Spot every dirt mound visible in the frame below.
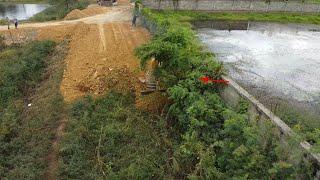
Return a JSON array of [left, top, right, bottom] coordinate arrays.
[[77, 65, 139, 95], [136, 92, 169, 113], [64, 9, 87, 20], [82, 6, 108, 16], [59, 23, 150, 102], [37, 24, 79, 42], [64, 6, 108, 20]]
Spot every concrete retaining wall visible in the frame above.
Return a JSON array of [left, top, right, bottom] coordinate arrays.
[[142, 0, 320, 13]]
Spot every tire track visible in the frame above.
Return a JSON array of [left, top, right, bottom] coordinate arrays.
[[98, 23, 107, 53]]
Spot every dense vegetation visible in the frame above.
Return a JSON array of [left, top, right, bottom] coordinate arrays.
[[30, 0, 89, 21], [0, 39, 67, 178], [58, 92, 313, 179], [136, 8, 315, 178], [146, 9, 320, 147]]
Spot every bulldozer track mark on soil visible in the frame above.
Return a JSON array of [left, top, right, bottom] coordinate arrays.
[[98, 23, 107, 52], [117, 23, 130, 53], [111, 23, 120, 43]]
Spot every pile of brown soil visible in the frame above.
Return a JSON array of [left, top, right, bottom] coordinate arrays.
[[64, 6, 108, 20], [77, 65, 139, 95]]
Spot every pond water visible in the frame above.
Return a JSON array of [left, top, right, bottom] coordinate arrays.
[[197, 22, 320, 104], [0, 3, 49, 20]]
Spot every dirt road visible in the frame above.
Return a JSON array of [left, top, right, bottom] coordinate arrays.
[[0, 4, 132, 30]]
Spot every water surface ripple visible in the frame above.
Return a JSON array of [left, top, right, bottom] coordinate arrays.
[[198, 23, 320, 103]]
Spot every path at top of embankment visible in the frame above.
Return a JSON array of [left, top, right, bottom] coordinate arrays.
[[143, 0, 320, 13], [0, 2, 131, 30]]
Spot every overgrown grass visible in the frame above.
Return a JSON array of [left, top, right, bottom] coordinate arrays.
[[0, 39, 68, 178], [30, 0, 89, 22], [58, 92, 171, 179]]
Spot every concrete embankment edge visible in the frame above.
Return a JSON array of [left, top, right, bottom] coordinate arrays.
[[142, 0, 320, 13]]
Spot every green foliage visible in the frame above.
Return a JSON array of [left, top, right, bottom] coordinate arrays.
[[135, 8, 314, 178], [237, 98, 250, 114], [59, 92, 171, 179], [136, 10, 224, 88], [0, 40, 55, 108], [0, 40, 67, 178], [30, 0, 89, 21]]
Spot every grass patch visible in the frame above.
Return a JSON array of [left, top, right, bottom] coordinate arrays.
[[0, 39, 68, 178], [58, 92, 171, 179]]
